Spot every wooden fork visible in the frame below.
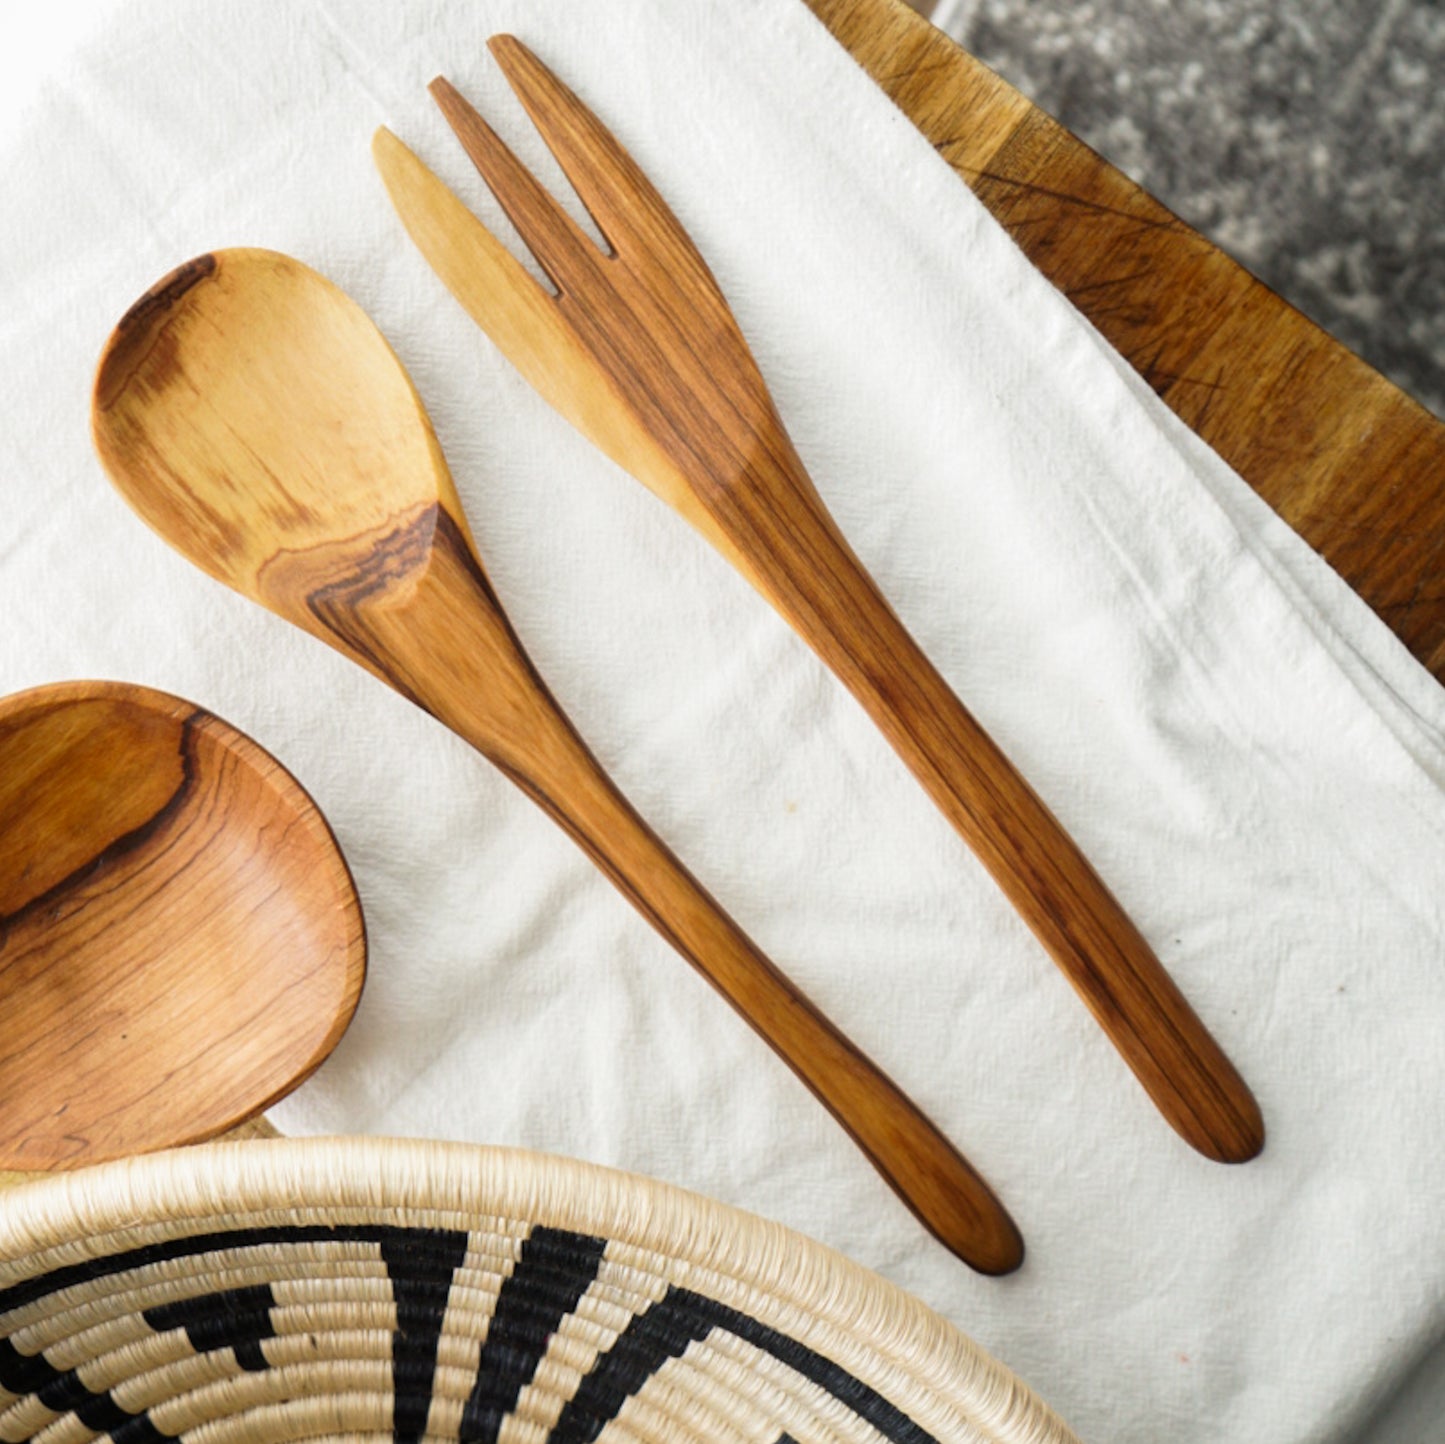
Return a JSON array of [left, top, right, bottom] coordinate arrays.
[[372, 35, 1263, 1165]]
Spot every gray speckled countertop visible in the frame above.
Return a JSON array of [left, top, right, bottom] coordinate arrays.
[[930, 0, 1445, 421]]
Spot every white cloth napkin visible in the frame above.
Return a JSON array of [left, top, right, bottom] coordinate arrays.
[[4, 2, 1444, 1439]]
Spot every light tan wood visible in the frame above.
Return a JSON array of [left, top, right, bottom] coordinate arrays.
[[374, 36, 1264, 1164], [807, 0, 1445, 681], [90, 248, 1023, 1274], [0, 679, 364, 1170]]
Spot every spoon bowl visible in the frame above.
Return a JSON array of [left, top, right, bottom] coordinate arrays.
[[0, 679, 365, 1169], [94, 251, 459, 637]]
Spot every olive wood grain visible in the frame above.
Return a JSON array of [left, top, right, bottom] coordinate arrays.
[[91, 248, 1023, 1275], [0, 680, 365, 1169], [808, 0, 1445, 681], [373, 36, 1263, 1163]]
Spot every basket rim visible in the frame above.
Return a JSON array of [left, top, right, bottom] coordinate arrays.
[[0, 1136, 1077, 1444]]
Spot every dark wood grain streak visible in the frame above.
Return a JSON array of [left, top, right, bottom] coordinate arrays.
[[0, 681, 365, 1169], [94, 253, 217, 411], [92, 248, 1024, 1275], [805, 0, 1445, 680], [376, 37, 1262, 1165], [0, 709, 198, 938]]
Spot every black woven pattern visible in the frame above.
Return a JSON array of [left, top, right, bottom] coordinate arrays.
[[461, 1226, 608, 1442], [381, 1229, 471, 1444], [553, 1284, 936, 1444], [0, 1223, 935, 1444], [144, 1283, 278, 1371]]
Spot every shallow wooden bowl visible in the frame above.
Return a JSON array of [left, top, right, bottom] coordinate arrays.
[[0, 680, 365, 1169]]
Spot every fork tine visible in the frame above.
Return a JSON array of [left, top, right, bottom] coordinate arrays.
[[428, 76, 607, 298], [372, 127, 585, 406], [484, 34, 705, 276]]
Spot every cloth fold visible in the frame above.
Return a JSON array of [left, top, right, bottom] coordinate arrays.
[[2, 2, 1442, 1440]]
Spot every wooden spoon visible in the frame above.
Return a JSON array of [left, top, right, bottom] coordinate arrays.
[[0, 679, 365, 1169], [90, 247, 1024, 1274]]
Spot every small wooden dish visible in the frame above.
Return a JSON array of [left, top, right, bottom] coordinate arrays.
[[0, 680, 366, 1169]]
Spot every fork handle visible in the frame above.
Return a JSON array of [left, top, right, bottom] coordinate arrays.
[[719, 471, 1264, 1164]]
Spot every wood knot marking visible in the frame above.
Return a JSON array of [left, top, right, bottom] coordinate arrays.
[[304, 503, 440, 621]]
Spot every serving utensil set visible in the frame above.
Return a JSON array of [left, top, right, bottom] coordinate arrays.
[[29, 34, 1260, 1273]]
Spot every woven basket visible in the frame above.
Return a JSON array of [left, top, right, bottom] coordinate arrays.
[[0, 1138, 1075, 1444]]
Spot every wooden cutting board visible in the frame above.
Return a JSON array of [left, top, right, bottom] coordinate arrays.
[[808, 0, 1445, 684]]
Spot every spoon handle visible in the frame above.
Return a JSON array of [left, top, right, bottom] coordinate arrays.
[[714, 456, 1264, 1165], [513, 703, 1023, 1274], [347, 505, 1023, 1274]]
